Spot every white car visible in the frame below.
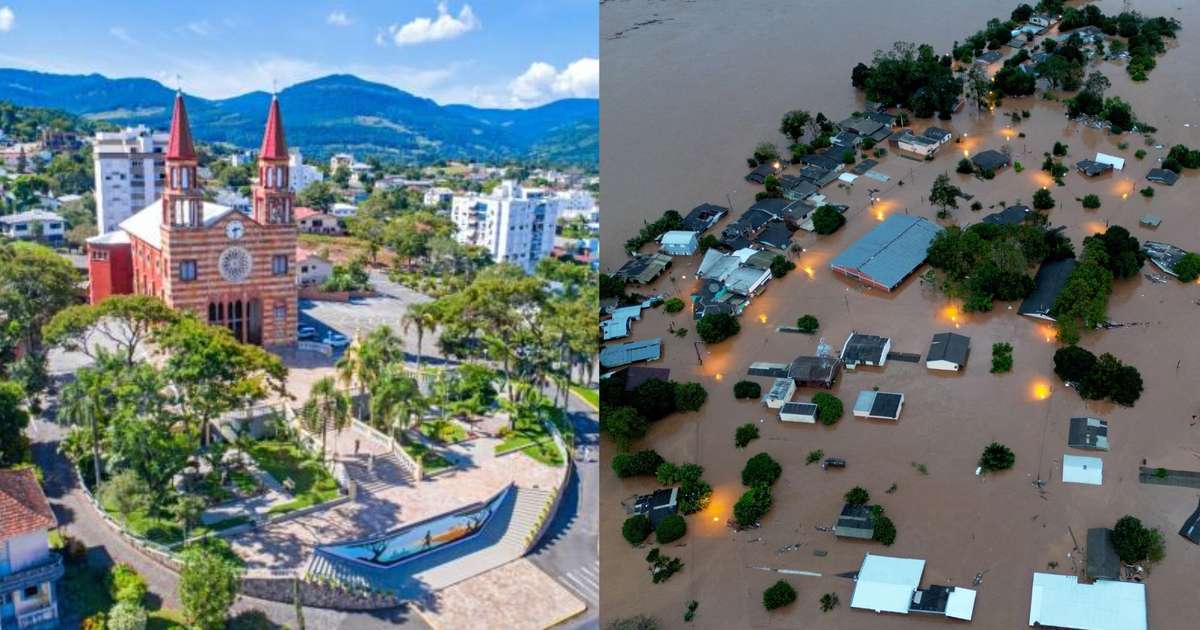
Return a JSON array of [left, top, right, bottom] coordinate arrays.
[[323, 332, 349, 348]]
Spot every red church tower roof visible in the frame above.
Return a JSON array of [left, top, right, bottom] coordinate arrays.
[[165, 92, 197, 161], [259, 96, 289, 161]]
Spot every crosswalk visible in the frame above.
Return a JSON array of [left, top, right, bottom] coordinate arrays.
[[557, 559, 599, 606]]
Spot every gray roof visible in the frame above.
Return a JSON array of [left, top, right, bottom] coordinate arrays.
[[1018, 258, 1078, 319], [1142, 241, 1186, 277], [829, 215, 942, 289], [854, 391, 904, 419], [1146, 168, 1180, 186], [682, 203, 729, 232], [755, 221, 793, 250], [834, 504, 875, 539], [1181, 498, 1200, 544], [781, 402, 818, 416], [1086, 528, 1121, 581], [842, 333, 889, 364], [1068, 417, 1109, 451], [922, 127, 951, 141], [927, 332, 970, 366], [600, 338, 662, 368], [0, 209, 64, 225], [614, 254, 672, 284], [1076, 159, 1113, 177], [982, 205, 1032, 226], [787, 355, 842, 386], [971, 150, 1010, 171]]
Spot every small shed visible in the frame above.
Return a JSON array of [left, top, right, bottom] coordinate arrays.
[[659, 230, 700, 256], [1179, 497, 1200, 544], [779, 401, 817, 423], [1062, 454, 1103, 485], [834, 503, 875, 539], [854, 391, 905, 420], [764, 378, 797, 409], [1068, 417, 1109, 451], [1146, 168, 1179, 186], [1086, 528, 1121, 581], [1139, 213, 1163, 229], [840, 333, 892, 368], [633, 487, 678, 528], [926, 332, 970, 371]]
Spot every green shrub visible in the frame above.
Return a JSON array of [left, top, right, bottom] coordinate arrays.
[[1112, 515, 1165, 564], [697, 313, 740, 343], [673, 382, 708, 412], [806, 449, 823, 465], [979, 442, 1015, 472], [623, 515, 651, 545], [655, 462, 680, 485], [956, 158, 974, 174], [1140, 186, 1155, 198], [820, 593, 840, 612], [741, 453, 782, 486], [1033, 188, 1055, 210], [762, 580, 797, 610], [1175, 252, 1200, 282], [1135, 149, 1147, 160], [734, 484, 773, 526], [843, 486, 870, 506], [109, 563, 147, 605], [733, 381, 762, 400], [655, 514, 687, 544], [770, 255, 796, 278], [663, 298, 685, 313], [1081, 194, 1101, 209], [811, 392, 843, 425], [796, 314, 819, 333], [107, 600, 148, 630], [812, 205, 846, 235], [1052, 141, 1068, 156], [872, 514, 897, 545], [735, 423, 759, 449], [991, 342, 1013, 373], [612, 450, 665, 478]]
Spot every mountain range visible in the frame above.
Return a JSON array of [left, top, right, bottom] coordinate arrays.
[[0, 69, 598, 166]]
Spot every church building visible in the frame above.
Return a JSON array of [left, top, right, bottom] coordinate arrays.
[[87, 92, 299, 346]]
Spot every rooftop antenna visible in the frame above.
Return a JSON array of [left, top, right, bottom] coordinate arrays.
[[272, 77, 278, 97], [175, 73, 182, 95]]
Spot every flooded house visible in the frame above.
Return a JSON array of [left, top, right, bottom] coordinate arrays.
[[600, 338, 662, 369], [764, 378, 797, 409], [1068, 417, 1110, 451], [614, 253, 672, 284], [926, 332, 970, 371], [840, 332, 891, 368], [970, 149, 1011, 172], [778, 401, 817, 423], [1145, 168, 1179, 186], [1142, 241, 1187, 277], [853, 391, 905, 420], [1062, 454, 1103, 486], [849, 554, 976, 620], [1076, 159, 1114, 177], [659, 230, 700, 256], [681, 202, 729, 233], [1028, 573, 1145, 630], [747, 355, 842, 389], [981, 204, 1034, 226], [834, 504, 876, 539], [829, 215, 942, 291], [1180, 498, 1200, 544], [1018, 258, 1078, 320]]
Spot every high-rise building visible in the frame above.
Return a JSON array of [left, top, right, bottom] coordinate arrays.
[[450, 181, 559, 272], [92, 125, 169, 234], [288, 148, 323, 193], [87, 93, 298, 346]]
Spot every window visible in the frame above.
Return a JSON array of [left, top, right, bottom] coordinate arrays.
[[274, 304, 286, 321], [23, 585, 38, 598], [272, 254, 288, 275], [179, 260, 197, 281]]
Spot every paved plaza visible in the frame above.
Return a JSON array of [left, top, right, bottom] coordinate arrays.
[[414, 559, 586, 630]]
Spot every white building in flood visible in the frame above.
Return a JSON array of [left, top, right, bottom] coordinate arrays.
[[92, 125, 169, 234], [450, 180, 560, 272]]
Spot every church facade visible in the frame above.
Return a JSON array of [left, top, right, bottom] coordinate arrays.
[[87, 93, 299, 346]]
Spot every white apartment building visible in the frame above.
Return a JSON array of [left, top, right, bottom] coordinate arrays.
[[555, 188, 598, 221], [288, 149, 323, 193], [92, 125, 168, 234], [423, 186, 454, 207], [0, 210, 66, 244], [450, 180, 560, 273]]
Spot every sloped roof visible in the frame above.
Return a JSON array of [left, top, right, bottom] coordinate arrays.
[[1180, 497, 1200, 544], [1086, 528, 1120, 580], [600, 338, 662, 369], [927, 332, 970, 366], [982, 204, 1032, 226], [259, 96, 289, 161], [0, 468, 56, 540], [850, 554, 926, 614], [119, 199, 241, 250], [1029, 573, 1146, 630], [841, 333, 889, 364], [971, 149, 1010, 171], [1018, 258, 1078, 319], [829, 216, 942, 289], [165, 93, 197, 161], [1068, 417, 1109, 450]]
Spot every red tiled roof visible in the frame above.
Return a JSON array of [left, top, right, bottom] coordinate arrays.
[[294, 206, 320, 220], [259, 96, 289, 161], [165, 93, 197, 161], [0, 468, 56, 540]]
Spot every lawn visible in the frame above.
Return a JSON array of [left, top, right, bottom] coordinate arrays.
[[495, 416, 565, 467], [418, 419, 469, 444], [60, 560, 187, 629], [570, 385, 599, 409], [400, 441, 454, 473], [247, 439, 340, 515], [98, 494, 185, 545]]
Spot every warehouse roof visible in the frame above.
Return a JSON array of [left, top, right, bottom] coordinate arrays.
[[1029, 573, 1146, 630], [829, 216, 942, 290], [850, 554, 926, 614]]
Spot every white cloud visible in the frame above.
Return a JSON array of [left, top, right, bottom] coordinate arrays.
[[186, 20, 210, 36], [389, 2, 479, 46], [374, 30, 387, 46], [327, 11, 351, 27], [508, 57, 598, 107], [109, 26, 137, 45], [0, 6, 15, 32]]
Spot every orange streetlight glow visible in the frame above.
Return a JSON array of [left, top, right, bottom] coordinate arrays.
[[1033, 382, 1051, 400], [715, 373, 723, 381], [1040, 324, 1056, 343], [759, 314, 768, 324], [804, 265, 815, 278], [963, 149, 970, 158], [876, 210, 885, 221]]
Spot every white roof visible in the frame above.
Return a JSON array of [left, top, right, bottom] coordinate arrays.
[[1062, 454, 1103, 485], [850, 554, 926, 614], [697, 250, 740, 281], [0, 209, 63, 224], [118, 200, 239, 250], [838, 172, 860, 183], [945, 587, 977, 621], [86, 230, 131, 245], [601, 305, 643, 341], [1094, 153, 1125, 171], [660, 230, 698, 246], [1029, 573, 1146, 630]]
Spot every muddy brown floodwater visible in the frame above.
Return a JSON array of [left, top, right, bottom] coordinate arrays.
[[600, 1, 1200, 628]]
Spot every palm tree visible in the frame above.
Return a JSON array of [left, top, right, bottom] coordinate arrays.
[[58, 353, 121, 490], [371, 367, 423, 444], [401, 303, 438, 374], [300, 376, 352, 461]]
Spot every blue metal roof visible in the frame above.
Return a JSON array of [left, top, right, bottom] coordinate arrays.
[[829, 216, 943, 289]]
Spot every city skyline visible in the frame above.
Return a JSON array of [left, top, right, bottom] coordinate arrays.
[[0, 0, 598, 108]]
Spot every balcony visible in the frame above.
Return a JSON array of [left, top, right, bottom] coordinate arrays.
[[16, 605, 57, 629], [0, 554, 64, 596]]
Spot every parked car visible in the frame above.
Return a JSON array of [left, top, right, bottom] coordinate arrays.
[[821, 458, 846, 470], [297, 325, 317, 340], [323, 332, 349, 348]]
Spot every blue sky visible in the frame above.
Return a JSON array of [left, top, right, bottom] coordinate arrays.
[[0, 1, 597, 108]]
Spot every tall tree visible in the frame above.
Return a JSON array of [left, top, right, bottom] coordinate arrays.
[[0, 242, 80, 370], [371, 367, 423, 444], [178, 546, 239, 630], [401, 302, 439, 373], [300, 376, 352, 461], [930, 173, 963, 216], [44, 295, 179, 365], [0, 381, 30, 467]]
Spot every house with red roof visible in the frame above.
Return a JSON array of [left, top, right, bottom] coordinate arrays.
[[0, 468, 62, 629]]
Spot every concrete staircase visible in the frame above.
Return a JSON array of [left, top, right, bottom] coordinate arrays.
[[303, 486, 555, 599], [341, 451, 413, 495]]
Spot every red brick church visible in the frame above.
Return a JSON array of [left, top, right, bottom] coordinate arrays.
[[87, 93, 298, 346]]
